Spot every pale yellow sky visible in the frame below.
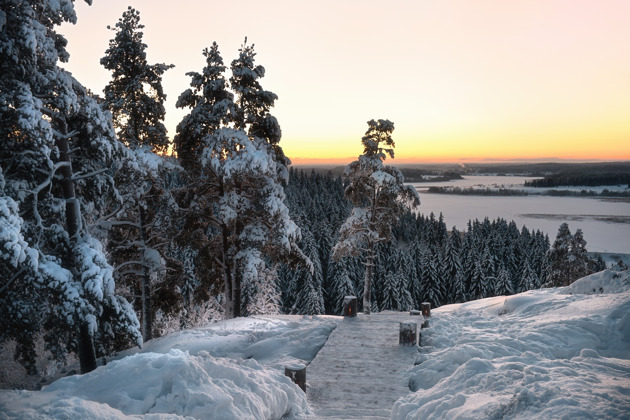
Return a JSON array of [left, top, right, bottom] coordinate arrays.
[[61, 0, 630, 164]]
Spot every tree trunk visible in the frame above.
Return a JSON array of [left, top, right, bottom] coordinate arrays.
[[363, 245, 374, 315], [221, 223, 235, 319], [233, 268, 242, 318], [56, 118, 97, 374], [138, 205, 152, 341]]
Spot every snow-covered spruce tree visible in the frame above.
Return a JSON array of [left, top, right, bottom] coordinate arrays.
[[290, 227, 324, 315], [332, 119, 420, 314], [548, 222, 574, 287], [100, 6, 173, 154], [441, 226, 463, 304], [327, 256, 357, 315], [242, 265, 281, 316], [420, 247, 444, 307], [0, 0, 141, 375], [518, 257, 539, 291], [588, 253, 607, 274], [569, 228, 589, 281], [381, 249, 412, 311], [494, 264, 514, 296], [175, 41, 308, 318], [548, 225, 598, 288]]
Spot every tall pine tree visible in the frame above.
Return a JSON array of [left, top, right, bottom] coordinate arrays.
[[101, 7, 173, 153], [333, 119, 419, 313]]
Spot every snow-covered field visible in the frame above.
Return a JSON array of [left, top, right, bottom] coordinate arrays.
[[1, 269, 629, 419]]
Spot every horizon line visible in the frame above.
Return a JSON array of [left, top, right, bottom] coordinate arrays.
[[290, 157, 630, 167]]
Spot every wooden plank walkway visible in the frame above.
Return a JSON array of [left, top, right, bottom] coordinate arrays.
[[306, 313, 420, 419]]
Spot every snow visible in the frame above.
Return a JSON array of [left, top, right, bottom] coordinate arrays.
[[394, 269, 630, 419], [0, 316, 337, 419], [0, 196, 35, 270], [1, 271, 628, 419]]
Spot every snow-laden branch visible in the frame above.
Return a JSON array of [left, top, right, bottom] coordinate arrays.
[[97, 220, 141, 230], [117, 270, 144, 277], [72, 168, 109, 181], [0, 267, 26, 295], [114, 260, 149, 271]]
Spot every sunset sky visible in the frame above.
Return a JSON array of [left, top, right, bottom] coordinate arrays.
[[61, 0, 630, 165]]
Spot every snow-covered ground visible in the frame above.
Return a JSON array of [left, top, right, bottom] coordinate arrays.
[[394, 268, 630, 419], [1, 269, 629, 419], [0, 316, 338, 419]]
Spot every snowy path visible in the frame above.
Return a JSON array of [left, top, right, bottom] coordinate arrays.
[[306, 313, 420, 419]]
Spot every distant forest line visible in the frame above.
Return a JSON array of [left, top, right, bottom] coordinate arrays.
[[426, 186, 630, 198], [298, 161, 630, 187]]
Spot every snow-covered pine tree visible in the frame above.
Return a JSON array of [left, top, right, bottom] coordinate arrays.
[[381, 249, 413, 311], [536, 230, 552, 285], [505, 221, 521, 280], [176, 41, 307, 318], [332, 119, 419, 314], [0, 178, 42, 375], [381, 272, 400, 311], [99, 8, 176, 341], [461, 222, 478, 294], [174, 42, 235, 172], [0, 0, 141, 374], [100, 6, 173, 154], [229, 38, 288, 169]]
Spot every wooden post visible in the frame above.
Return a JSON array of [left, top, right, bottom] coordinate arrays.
[[343, 296, 358, 317], [399, 322, 417, 346], [421, 319, 429, 329], [285, 363, 306, 392], [421, 302, 431, 317]]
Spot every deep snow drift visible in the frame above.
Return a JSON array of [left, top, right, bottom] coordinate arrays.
[[1, 269, 629, 419], [393, 268, 630, 419], [0, 316, 338, 419]]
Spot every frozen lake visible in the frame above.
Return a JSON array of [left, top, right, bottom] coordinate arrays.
[[411, 176, 630, 254]]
